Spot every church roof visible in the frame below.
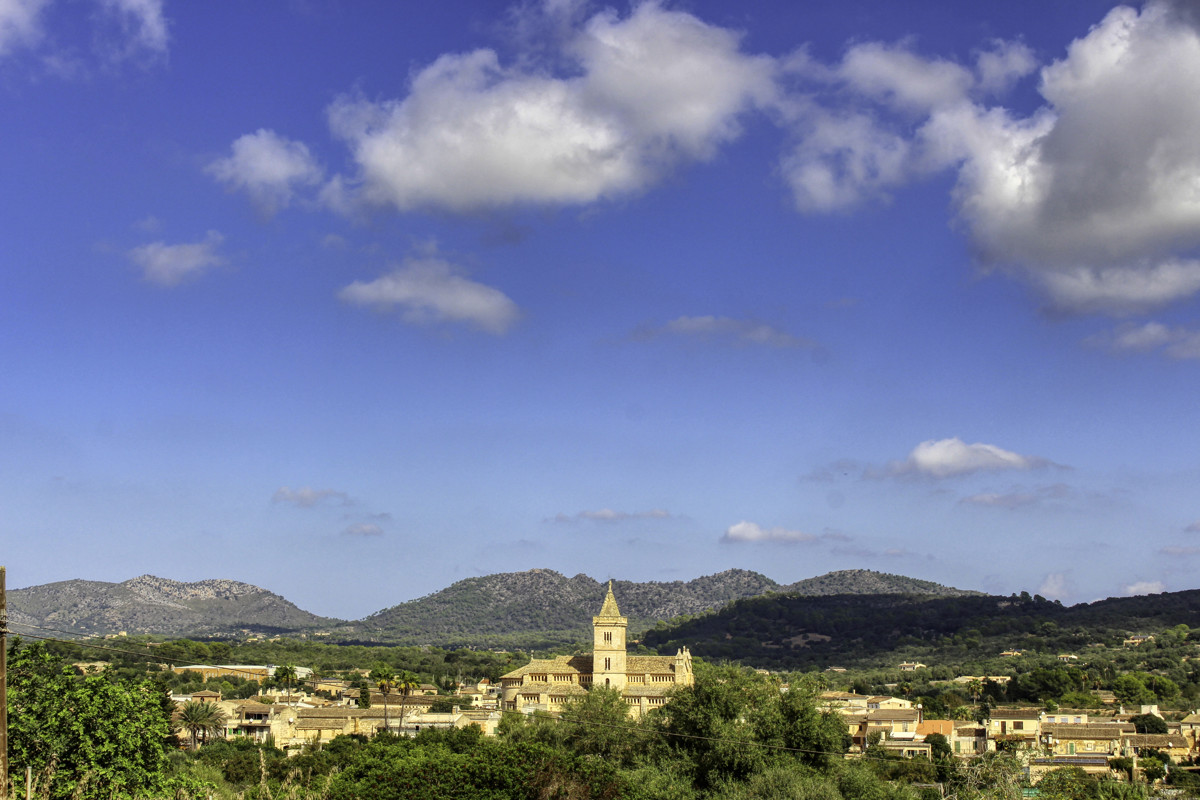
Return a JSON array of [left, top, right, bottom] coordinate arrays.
[[594, 580, 625, 622], [627, 656, 678, 673]]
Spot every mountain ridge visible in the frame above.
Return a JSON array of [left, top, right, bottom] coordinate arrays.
[[9, 567, 980, 644]]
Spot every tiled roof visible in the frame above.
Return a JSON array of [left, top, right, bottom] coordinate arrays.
[[501, 655, 592, 679], [627, 656, 676, 673], [989, 707, 1042, 720], [1125, 734, 1187, 748], [295, 718, 348, 730], [1042, 723, 1132, 740]]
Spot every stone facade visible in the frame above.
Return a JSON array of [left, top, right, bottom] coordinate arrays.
[[499, 581, 693, 719]]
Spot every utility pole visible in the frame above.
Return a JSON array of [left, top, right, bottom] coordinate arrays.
[[1, 565, 8, 800]]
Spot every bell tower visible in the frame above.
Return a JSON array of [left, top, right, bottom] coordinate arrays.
[[592, 580, 627, 691]]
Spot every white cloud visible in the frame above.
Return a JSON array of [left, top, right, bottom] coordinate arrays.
[[207, 129, 323, 216], [838, 41, 974, 112], [0, 0, 49, 57], [1037, 571, 1073, 600], [889, 437, 1053, 478], [781, 107, 913, 211], [551, 508, 672, 523], [722, 520, 816, 543], [343, 523, 383, 537], [974, 40, 1037, 95], [949, 2, 1200, 314], [1162, 545, 1200, 556], [339, 257, 520, 335], [777, 3, 1200, 314], [272, 487, 350, 508], [127, 231, 224, 286], [1123, 580, 1165, 595], [1089, 321, 1200, 359], [1, 0, 167, 63], [1186, 521, 1200, 533], [324, 2, 773, 212], [638, 315, 813, 348], [99, 0, 167, 56]]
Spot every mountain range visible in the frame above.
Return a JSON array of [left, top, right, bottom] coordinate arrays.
[[8, 568, 978, 645]]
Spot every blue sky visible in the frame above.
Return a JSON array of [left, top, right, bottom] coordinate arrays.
[[5, 0, 1200, 620]]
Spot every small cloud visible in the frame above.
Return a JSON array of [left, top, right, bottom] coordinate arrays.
[[1122, 580, 1165, 596], [884, 437, 1057, 479], [207, 129, 323, 217], [1161, 545, 1200, 556], [1087, 321, 1200, 359], [960, 483, 1070, 509], [127, 231, 224, 286], [342, 523, 383, 537], [132, 215, 161, 233], [339, 257, 520, 335], [1186, 521, 1200, 533], [636, 315, 815, 349], [1037, 571, 1073, 601], [722, 520, 816, 543], [882, 548, 913, 558], [272, 487, 350, 508], [549, 508, 672, 523], [321, 234, 347, 249]]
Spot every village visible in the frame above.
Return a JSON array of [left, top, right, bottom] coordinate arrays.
[[156, 586, 1200, 788]]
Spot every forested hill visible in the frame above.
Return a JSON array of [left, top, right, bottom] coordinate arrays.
[[354, 568, 780, 647], [780, 569, 984, 597], [642, 588, 1200, 671], [8, 575, 342, 637]]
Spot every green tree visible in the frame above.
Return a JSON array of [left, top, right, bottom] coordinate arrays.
[[6, 639, 173, 799], [176, 699, 228, 751], [394, 669, 420, 729], [1129, 713, 1167, 734], [370, 664, 396, 732], [274, 664, 298, 705], [559, 686, 635, 764]]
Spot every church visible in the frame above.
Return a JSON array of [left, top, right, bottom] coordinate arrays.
[[499, 581, 694, 718]]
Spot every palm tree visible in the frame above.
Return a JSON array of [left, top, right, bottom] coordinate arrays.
[[394, 670, 420, 733], [370, 664, 396, 733], [274, 664, 298, 706], [967, 679, 983, 706], [177, 700, 227, 751]]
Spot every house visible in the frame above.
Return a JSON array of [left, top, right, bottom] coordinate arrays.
[[499, 582, 694, 719], [228, 701, 273, 743], [986, 708, 1042, 748], [1123, 635, 1155, 647], [1056, 654, 1079, 663], [898, 662, 927, 672], [1179, 712, 1200, 751], [999, 650, 1024, 657], [951, 722, 988, 757], [1123, 734, 1190, 762], [1040, 723, 1133, 756]]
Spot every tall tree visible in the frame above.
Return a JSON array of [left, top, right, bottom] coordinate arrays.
[[274, 664, 298, 706], [370, 664, 396, 733], [394, 670, 420, 731]]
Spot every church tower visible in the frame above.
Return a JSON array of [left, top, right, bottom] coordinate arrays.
[[592, 580, 627, 691]]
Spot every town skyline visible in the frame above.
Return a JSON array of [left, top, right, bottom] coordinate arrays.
[[4, 0, 1200, 620]]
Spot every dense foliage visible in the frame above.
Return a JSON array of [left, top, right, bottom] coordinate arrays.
[[5, 639, 176, 799], [644, 590, 1200, 672]]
